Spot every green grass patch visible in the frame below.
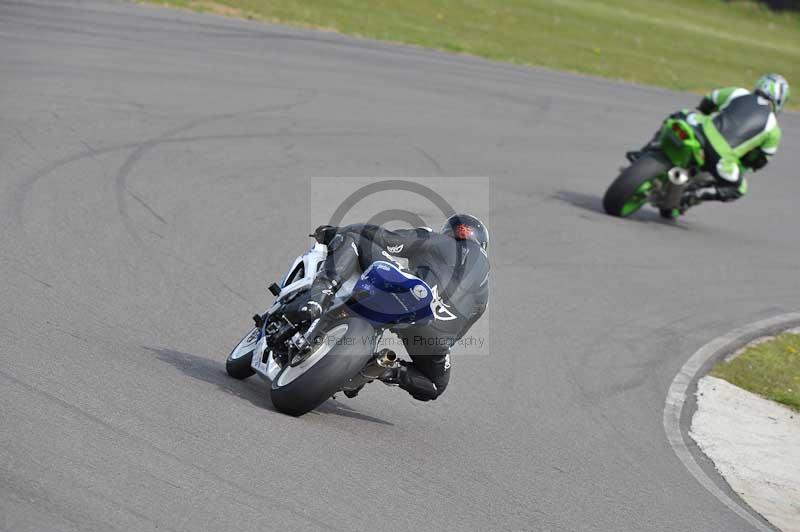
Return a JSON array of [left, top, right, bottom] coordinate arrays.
[[142, 0, 800, 108], [712, 332, 800, 411]]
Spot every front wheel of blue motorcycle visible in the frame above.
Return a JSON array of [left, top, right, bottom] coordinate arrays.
[[226, 327, 259, 380], [270, 317, 376, 417]]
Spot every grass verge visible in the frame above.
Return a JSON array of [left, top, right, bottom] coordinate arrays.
[[712, 332, 800, 411], [140, 0, 800, 108]]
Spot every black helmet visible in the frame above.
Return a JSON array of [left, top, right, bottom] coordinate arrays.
[[441, 213, 489, 250]]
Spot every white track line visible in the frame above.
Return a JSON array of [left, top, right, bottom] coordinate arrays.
[[663, 313, 800, 532]]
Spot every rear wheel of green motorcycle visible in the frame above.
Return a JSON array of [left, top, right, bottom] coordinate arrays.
[[603, 151, 670, 217], [269, 317, 375, 417]]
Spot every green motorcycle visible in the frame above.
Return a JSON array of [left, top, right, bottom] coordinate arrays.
[[603, 112, 720, 219]]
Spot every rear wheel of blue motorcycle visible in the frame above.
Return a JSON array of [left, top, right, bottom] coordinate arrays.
[[270, 317, 375, 417]]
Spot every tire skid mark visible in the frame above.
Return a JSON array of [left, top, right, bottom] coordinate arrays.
[[11, 130, 379, 230], [9, 95, 332, 232], [109, 97, 318, 311], [10, 126, 386, 231], [0, 256, 54, 289], [125, 190, 167, 224], [412, 145, 445, 176], [217, 278, 251, 304], [117, 100, 319, 246]]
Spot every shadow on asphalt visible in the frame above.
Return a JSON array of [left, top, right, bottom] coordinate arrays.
[[144, 347, 394, 426], [554, 189, 689, 228], [553, 190, 605, 214]]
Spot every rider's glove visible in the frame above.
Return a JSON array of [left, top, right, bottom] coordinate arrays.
[[742, 149, 768, 172], [697, 96, 716, 115], [310, 225, 339, 245]]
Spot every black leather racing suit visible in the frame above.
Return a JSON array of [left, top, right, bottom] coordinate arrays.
[[319, 224, 489, 401]]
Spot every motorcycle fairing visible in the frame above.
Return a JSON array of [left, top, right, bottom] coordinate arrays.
[[348, 261, 434, 327]]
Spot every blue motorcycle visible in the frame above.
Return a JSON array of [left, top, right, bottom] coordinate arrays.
[[225, 242, 434, 416]]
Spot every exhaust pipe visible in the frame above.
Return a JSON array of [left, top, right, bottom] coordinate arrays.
[[359, 349, 399, 380], [668, 167, 689, 186], [376, 349, 397, 368], [663, 167, 690, 209], [341, 349, 400, 395]]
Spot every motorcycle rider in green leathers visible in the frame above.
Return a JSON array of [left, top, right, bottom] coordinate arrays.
[[628, 73, 789, 215]]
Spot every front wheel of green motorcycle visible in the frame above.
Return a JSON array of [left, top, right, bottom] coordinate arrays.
[[603, 151, 671, 217]]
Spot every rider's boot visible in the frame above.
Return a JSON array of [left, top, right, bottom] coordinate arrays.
[[378, 362, 404, 386], [678, 187, 716, 215], [379, 362, 440, 401], [282, 278, 338, 323]]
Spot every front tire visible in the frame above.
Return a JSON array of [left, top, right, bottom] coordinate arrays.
[[603, 151, 670, 217], [270, 317, 375, 417], [226, 327, 259, 379]]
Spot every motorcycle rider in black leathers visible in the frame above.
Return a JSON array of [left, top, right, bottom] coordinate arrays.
[[283, 214, 490, 402]]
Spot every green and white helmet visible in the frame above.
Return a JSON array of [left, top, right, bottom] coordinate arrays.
[[754, 73, 790, 113]]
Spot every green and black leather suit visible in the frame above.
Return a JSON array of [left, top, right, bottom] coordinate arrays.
[[690, 87, 782, 204]]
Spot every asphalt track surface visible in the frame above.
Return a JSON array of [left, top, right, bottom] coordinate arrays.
[[2, 1, 799, 531]]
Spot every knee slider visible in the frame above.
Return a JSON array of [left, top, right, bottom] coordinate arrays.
[[715, 159, 740, 184]]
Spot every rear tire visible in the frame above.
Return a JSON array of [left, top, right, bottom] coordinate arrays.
[[603, 151, 670, 217], [270, 317, 375, 417]]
